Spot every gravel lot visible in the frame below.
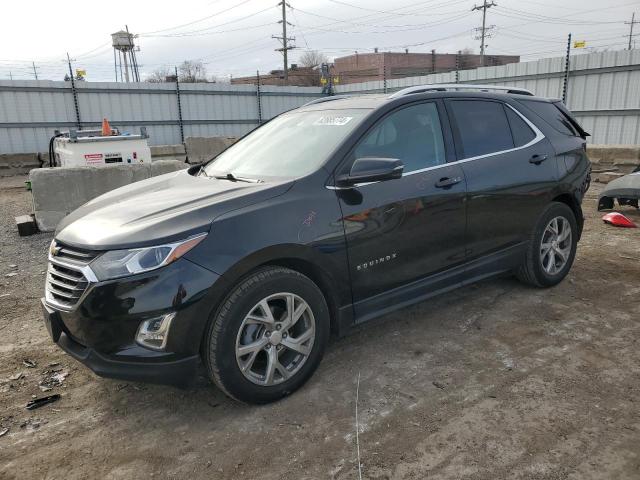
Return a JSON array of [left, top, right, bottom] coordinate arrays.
[[1, 174, 639, 480]]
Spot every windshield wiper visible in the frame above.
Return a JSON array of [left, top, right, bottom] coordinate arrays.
[[212, 173, 262, 183], [198, 165, 210, 178]]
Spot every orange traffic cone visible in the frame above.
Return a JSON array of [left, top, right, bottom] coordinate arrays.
[[101, 118, 112, 136]]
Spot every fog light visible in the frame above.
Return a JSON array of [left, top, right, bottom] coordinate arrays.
[[136, 313, 176, 350]]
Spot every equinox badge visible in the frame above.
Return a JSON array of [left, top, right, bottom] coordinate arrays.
[[356, 253, 398, 271]]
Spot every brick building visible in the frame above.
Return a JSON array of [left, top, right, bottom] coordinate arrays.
[[231, 66, 319, 87], [332, 51, 520, 84], [230, 51, 520, 87]]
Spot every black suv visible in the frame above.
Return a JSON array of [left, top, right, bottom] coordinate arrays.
[[41, 85, 591, 403]]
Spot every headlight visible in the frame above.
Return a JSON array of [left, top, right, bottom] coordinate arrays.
[[90, 233, 207, 281]]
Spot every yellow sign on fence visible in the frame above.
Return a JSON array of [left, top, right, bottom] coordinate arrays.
[[573, 41, 586, 48]]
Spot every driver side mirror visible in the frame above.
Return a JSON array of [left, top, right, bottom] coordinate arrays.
[[336, 157, 404, 187]]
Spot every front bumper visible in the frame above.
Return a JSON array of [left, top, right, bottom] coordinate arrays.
[[41, 258, 220, 387]]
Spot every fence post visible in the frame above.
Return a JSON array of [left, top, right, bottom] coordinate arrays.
[[455, 51, 461, 83], [174, 66, 185, 144], [383, 64, 387, 93], [67, 53, 81, 130], [431, 49, 436, 73], [562, 33, 572, 105], [256, 70, 262, 125]]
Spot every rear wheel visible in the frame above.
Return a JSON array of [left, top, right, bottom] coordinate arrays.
[[516, 202, 578, 287], [204, 266, 330, 404]]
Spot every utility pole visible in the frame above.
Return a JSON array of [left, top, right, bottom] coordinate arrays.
[[472, 0, 496, 66], [625, 12, 638, 50], [32, 62, 38, 80], [273, 1, 295, 84]]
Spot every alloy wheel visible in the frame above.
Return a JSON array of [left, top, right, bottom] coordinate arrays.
[[235, 292, 316, 386], [540, 216, 572, 275]]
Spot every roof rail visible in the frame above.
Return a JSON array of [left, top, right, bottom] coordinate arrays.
[[302, 95, 351, 107], [388, 84, 534, 99]]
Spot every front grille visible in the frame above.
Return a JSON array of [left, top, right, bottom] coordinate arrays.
[[46, 242, 98, 310]]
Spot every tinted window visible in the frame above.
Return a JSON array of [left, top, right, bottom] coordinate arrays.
[[519, 99, 578, 136], [353, 102, 445, 173], [505, 107, 536, 147], [450, 100, 514, 158]]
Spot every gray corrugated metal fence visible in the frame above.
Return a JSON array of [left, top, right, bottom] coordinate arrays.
[[335, 49, 640, 145], [0, 81, 322, 154], [1, 49, 639, 154]]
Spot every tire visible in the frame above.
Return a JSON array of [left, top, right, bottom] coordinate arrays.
[[516, 202, 578, 288], [204, 266, 330, 404]]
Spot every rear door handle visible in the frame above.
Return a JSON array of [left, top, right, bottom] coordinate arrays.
[[435, 176, 462, 188], [529, 154, 548, 165]]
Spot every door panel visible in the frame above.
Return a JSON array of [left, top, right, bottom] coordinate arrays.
[[446, 99, 558, 260], [460, 140, 557, 259], [337, 165, 467, 305], [334, 101, 467, 309]]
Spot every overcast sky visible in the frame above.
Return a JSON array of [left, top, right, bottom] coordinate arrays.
[[1, 0, 637, 81]]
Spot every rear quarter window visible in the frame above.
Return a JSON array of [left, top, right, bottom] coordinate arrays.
[[505, 107, 536, 147], [518, 99, 578, 136]]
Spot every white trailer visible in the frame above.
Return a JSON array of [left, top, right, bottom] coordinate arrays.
[[50, 127, 151, 168]]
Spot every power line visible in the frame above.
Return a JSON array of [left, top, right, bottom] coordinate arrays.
[[141, 7, 274, 37], [141, 0, 258, 35], [295, 12, 471, 35], [324, 0, 467, 17], [292, 4, 470, 29]]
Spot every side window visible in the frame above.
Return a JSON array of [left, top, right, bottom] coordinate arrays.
[[353, 102, 446, 173], [450, 100, 514, 158], [505, 106, 536, 147], [518, 99, 578, 136]]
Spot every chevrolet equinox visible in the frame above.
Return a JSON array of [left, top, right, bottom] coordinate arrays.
[[42, 85, 591, 403]]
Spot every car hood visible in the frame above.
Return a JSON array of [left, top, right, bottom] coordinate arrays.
[[55, 169, 293, 250]]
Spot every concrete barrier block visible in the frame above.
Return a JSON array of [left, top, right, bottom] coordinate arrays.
[[151, 159, 188, 176], [29, 160, 187, 232], [0, 153, 41, 177], [185, 136, 237, 164], [587, 145, 640, 164], [150, 144, 187, 161], [150, 144, 186, 157], [34, 211, 67, 233]]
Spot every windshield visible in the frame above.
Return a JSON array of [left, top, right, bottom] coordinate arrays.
[[203, 109, 369, 179]]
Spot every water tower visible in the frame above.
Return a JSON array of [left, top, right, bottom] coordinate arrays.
[[112, 28, 140, 82]]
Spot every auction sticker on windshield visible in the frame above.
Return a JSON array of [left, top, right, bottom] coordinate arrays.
[[313, 116, 353, 126]]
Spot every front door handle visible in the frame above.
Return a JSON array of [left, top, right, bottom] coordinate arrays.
[[435, 176, 462, 188], [529, 154, 548, 165]]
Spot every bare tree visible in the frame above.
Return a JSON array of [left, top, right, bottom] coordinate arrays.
[[178, 60, 208, 83], [145, 67, 173, 83], [298, 50, 329, 68]]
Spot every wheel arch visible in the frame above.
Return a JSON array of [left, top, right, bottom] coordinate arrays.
[[199, 245, 348, 353], [258, 257, 342, 335], [552, 192, 584, 239]]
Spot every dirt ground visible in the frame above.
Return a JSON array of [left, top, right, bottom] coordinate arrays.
[[0, 174, 639, 480]]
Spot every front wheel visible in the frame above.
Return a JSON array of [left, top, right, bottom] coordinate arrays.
[[516, 202, 578, 288], [204, 266, 330, 404]]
